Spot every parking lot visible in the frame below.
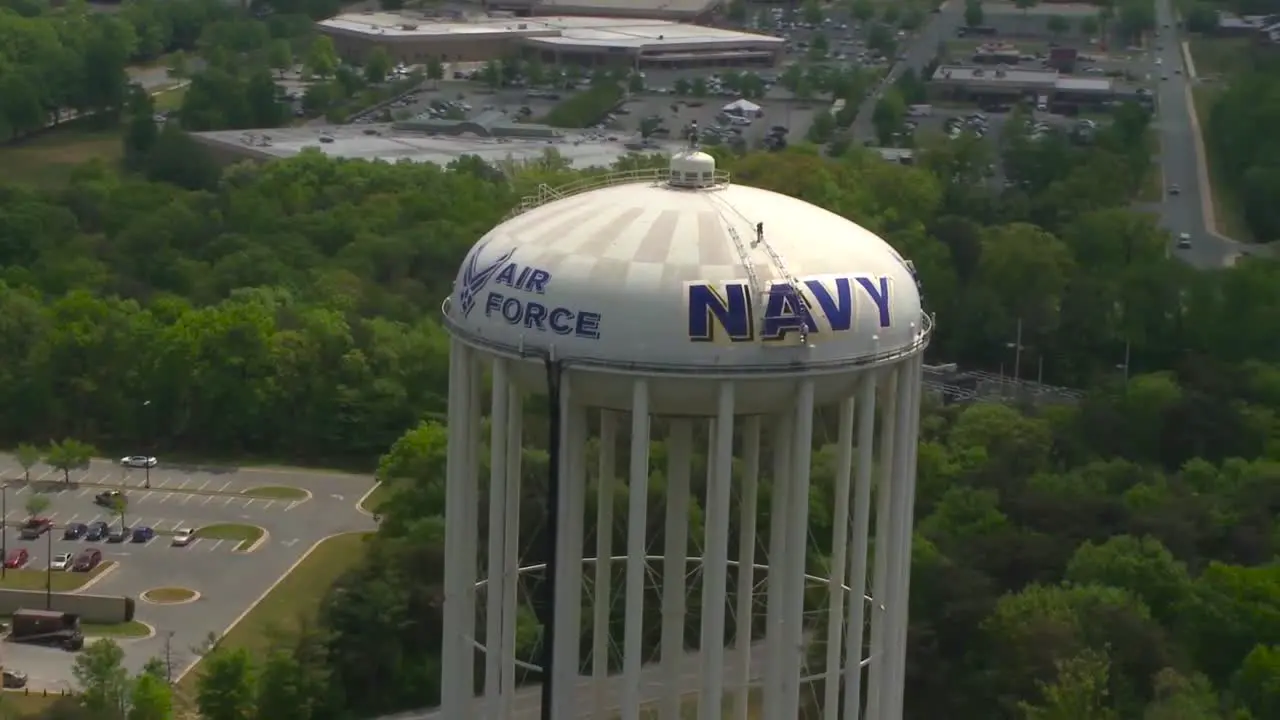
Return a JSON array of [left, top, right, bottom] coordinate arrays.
[[0, 455, 376, 689]]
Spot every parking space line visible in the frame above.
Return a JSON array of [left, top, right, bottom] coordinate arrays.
[[140, 491, 153, 502], [4, 511, 16, 521], [217, 481, 231, 492], [64, 514, 78, 524], [35, 468, 54, 481], [46, 511, 59, 521], [201, 496, 213, 506], [244, 499, 257, 509], [177, 478, 191, 490], [13, 486, 28, 496], [76, 488, 92, 498], [166, 520, 184, 531], [207, 540, 224, 552], [260, 500, 276, 510], [156, 492, 171, 504], [196, 480, 209, 491], [223, 497, 234, 507]]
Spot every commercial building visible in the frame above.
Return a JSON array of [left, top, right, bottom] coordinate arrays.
[[190, 124, 683, 170], [317, 12, 783, 69], [484, 0, 719, 22], [929, 64, 1113, 104]]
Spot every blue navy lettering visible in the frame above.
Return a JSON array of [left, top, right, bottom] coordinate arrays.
[[686, 275, 892, 343]]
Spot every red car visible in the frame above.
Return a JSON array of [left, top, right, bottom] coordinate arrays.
[[72, 549, 102, 572], [19, 517, 51, 540], [4, 548, 29, 569]]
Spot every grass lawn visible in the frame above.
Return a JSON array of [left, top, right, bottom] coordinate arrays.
[[0, 562, 112, 592], [0, 692, 73, 717], [0, 128, 121, 188], [173, 532, 372, 707], [241, 485, 307, 500], [194, 524, 263, 551], [83, 620, 151, 638], [151, 84, 187, 112], [1187, 37, 1252, 78], [361, 482, 392, 514], [1191, 85, 1254, 242]]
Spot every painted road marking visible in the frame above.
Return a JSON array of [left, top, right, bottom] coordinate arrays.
[[217, 482, 231, 492], [140, 491, 153, 502], [285, 500, 302, 511], [196, 480, 209, 491], [156, 493, 171, 505], [200, 496, 213, 506], [177, 478, 191, 490], [222, 497, 234, 507], [207, 540, 224, 552]]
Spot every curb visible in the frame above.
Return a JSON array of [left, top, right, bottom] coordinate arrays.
[[86, 620, 156, 642], [355, 483, 382, 517], [140, 587, 201, 606], [236, 527, 270, 554], [73, 561, 119, 594], [241, 486, 313, 504], [172, 531, 366, 685]]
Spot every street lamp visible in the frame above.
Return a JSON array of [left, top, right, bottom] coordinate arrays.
[[45, 523, 53, 609], [1, 482, 8, 580], [142, 400, 153, 489]]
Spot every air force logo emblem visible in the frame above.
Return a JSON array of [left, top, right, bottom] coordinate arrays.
[[459, 247, 516, 317]]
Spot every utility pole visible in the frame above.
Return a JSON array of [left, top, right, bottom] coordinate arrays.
[[1012, 317, 1024, 383], [2, 483, 7, 580], [143, 400, 153, 489], [45, 527, 52, 609]]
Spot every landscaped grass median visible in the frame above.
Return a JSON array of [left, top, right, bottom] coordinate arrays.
[[141, 587, 197, 604], [0, 562, 113, 592], [194, 523, 264, 551], [241, 485, 307, 500], [83, 620, 151, 638], [173, 532, 372, 707]]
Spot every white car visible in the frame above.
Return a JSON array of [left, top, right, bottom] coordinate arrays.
[[172, 529, 195, 547], [49, 553, 73, 571], [1178, 232, 1192, 249], [120, 456, 157, 469]]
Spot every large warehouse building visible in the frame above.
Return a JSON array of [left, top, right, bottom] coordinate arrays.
[[317, 12, 783, 69], [485, 0, 720, 22]]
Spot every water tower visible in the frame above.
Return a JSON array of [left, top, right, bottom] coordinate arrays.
[[439, 149, 930, 720]]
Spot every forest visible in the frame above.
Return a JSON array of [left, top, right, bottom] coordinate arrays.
[[1205, 48, 1280, 243]]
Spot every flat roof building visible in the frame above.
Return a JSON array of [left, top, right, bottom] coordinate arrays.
[[317, 12, 783, 69], [929, 64, 1113, 102], [486, 0, 720, 22], [190, 124, 684, 170]]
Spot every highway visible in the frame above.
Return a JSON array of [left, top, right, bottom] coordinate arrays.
[[378, 640, 772, 720]]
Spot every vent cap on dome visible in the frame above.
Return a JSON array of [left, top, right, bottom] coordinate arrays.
[[667, 149, 718, 189]]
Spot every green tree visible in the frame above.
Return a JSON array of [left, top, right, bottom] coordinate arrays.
[[74, 639, 130, 717], [802, 0, 824, 25], [304, 36, 338, 79], [44, 439, 95, 484], [197, 647, 257, 720], [965, 0, 984, 27], [1019, 649, 1119, 720], [1234, 645, 1280, 720], [128, 671, 173, 720], [852, 0, 875, 22], [15, 443, 40, 483], [1047, 14, 1069, 37], [1080, 14, 1100, 37], [1064, 535, 1191, 625], [872, 89, 906, 145], [24, 493, 50, 519], [364, 47, 392, 84], [267, 40, 293, 78]]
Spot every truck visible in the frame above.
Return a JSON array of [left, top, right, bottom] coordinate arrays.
[[6, 609, 84, 651]]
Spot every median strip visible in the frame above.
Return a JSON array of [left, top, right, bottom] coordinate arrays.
[[194, 523, 266, 553]]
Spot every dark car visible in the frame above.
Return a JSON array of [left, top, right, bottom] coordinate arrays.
[[63, 522, 88, 540], [131, 526, 155, 543], [94, 490, 124, 507], [72, 548, 102, 572], [2, 669, 28, 688], [107, 526, 130, 543], [85, 521, 110, 541], [19, 517, 51, 540]]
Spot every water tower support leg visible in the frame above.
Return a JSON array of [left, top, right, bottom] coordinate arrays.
[[591, 411, 619, 720], [621, 380, 652, 720], [462, 355, 484, 709], [442, 341, 478, 719], [551, 391, 587, 718], [484, 359, 512, 719], [864, 369, 900, 720], [762, 413, 793, 720], [843, 373, 880, 720], [781, 381, 816, 719], [731, 416, 761, 720], [879, 361, 918, 720], [889, 357, 925, 720], [821, 397, 857, 720], [660, 420, 693, 720], [698, 383, 737, 720], [500, 385, 524, 719]]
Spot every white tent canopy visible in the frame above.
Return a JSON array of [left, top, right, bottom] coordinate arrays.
[[722, 99, 762, 116]]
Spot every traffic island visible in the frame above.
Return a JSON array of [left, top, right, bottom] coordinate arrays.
[[241, 485, 309, 500], [140, 587, 200, 605], [195, 524, 267, 553], [83, 619, 154, 638]]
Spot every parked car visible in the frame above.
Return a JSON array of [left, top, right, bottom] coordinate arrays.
[[172, 528, 195, 547], [85, 521, 110, 541], [94, 490, 124, 507], [72, 548, 103, 572], [19, 517, 51, 539], [131, 526, 155, 543], [2, 669, 28, 688], [107, 526, 130, 543], [49, 553, 73, 571], [63, 522, 87, 540], [4, 548, 29, 569], [120, 456, 157, 469]]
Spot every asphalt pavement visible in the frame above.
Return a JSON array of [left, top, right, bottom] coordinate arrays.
[[0, 455, 376, 690]]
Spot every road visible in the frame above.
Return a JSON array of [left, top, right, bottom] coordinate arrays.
[[379, 640, 772, 720], [1149, 0, 1247, 267], [852, 1, 966, 141]]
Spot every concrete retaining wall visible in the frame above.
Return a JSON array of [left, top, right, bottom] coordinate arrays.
[[0, 591, 134, 624]]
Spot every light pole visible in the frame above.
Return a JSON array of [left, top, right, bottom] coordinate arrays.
[[45, 525, 53, 609], [1, 482, 7, 579], [142, 400, 152, 489]]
